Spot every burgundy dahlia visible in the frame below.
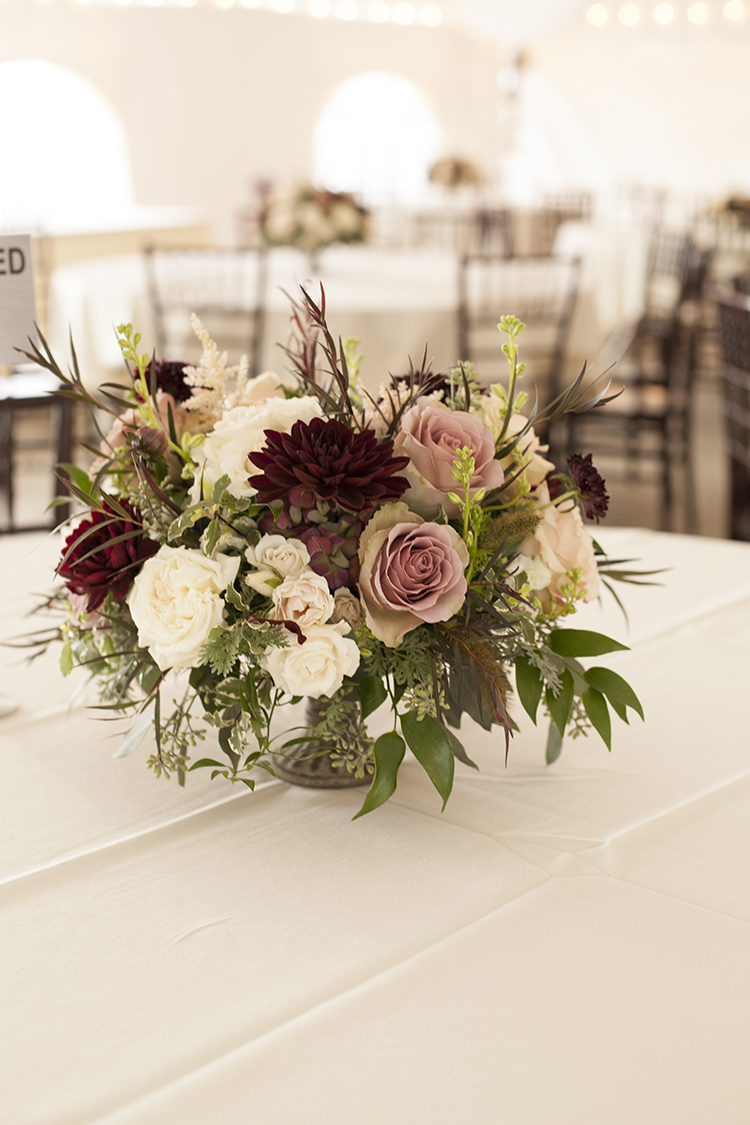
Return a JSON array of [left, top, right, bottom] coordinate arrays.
[[552, 453, 609, 522], [135, 360, 191, 403], [248, 417, 410, 515], [57, 500, 159, 612]]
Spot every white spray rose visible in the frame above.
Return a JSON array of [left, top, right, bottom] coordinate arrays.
[[128, 546, 240, 670], [245, 535, 311, 596], [510, 553, 553, 592], [190, 396, 323, 502], [262, 622, 360, 699], [271, 570, 335, 628]]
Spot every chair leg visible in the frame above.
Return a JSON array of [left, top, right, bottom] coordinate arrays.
[[52, 397, 74, 528], [0, 405, 12, 531]]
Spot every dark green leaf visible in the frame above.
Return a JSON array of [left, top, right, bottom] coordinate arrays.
[[546, 668, 574, 735], [401, 711, 455, 810], [358, 674, 388, 720], [583, 667, 644, 720], [546, 721, 563, 764], [515, 656, 544, 724], [445, 726, 478, 770], [582, 687, 612, 750], [353, 731, 405, 819], [549, 629, 629, 658]]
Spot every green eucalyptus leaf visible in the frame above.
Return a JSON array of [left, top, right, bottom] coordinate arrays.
[[401, 710, 455, 810], [353, 731, 405, 819], [546, 721, 563, 764], [515, 656, 544, 724], [59, 641, 74, 677], [358, 674, 388, 720], [548, 629, 629, 658], [583, 667, 644, 720], [113, 712, 152, 759], [582, 687, 612, 750], [546, 668, 574, 735]]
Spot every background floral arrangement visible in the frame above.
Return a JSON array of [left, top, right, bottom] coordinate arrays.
[[22, 291, 645, 818], [428, 157, 482, 191], [260, 185, 368, 252]]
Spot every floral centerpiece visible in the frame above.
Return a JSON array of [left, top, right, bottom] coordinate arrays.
[[22, 291, 645, 819], [428, 157, 482, 191], [260, 185, 368, 253]]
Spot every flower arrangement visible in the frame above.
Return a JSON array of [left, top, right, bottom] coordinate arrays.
[[428, 157, 482, 191], [22, 291, 646, 818], [260, 185, 368, 252]]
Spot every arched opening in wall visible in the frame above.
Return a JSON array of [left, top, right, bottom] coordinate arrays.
[[0, 59, 135, 231], [313, 71, 442, 206]]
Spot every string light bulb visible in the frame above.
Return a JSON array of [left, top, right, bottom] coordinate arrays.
[[618, 3, 640, 22], [653, 2, 674, 21], [586, 3, 609, 24]]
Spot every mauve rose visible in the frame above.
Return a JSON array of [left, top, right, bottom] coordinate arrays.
[[358, 502, 469, 647], [394, 400, 505, 519], [519, 484, 601, 606]]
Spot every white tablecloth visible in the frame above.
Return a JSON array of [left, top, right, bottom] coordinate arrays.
[[1, 526, 749, 1124]]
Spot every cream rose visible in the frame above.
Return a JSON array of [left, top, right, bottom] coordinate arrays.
[[190, 396, 323, 502], [128, 546, 240, 670], [520, 485, 601, 605], [229, 370, 296, 409], [263, 622, 360, 698], [271, 571, 335, 628], [245, 535, 311, 596], [394, 399, 505, 519]]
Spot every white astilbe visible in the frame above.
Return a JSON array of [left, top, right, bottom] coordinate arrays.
[[182, 314, 250, 414]]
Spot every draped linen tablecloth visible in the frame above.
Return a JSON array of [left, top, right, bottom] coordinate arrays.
[[1, 527, 749, 1125]]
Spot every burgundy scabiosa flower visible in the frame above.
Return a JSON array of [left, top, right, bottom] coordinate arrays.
[[549, 453, 609, 522], [248, 417, 410, 515], [135, 360, 191, 403], [57, 500, 159, 612]]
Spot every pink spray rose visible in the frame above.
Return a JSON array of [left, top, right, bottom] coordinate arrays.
[[519, 484, 601, 606], [394, 400, 505, 518], [358, 502, 470, 647]]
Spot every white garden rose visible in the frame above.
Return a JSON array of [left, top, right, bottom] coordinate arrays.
[[271, 570, 335, 628], [262, 622, 360, 698], [128, 546, 240, 671], [190, 396, 323, 502]]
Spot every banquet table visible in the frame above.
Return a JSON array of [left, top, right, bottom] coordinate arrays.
[[1, 525, 749, 1125]]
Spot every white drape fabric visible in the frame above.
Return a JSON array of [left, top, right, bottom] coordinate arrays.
[[1, 528, 748, 1124]]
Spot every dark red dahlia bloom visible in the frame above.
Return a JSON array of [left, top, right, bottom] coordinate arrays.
[[568, 453, 610, 522], [248, 417, 410, 515], [135, 360, 191, 403], [57, 500, 159, 612]]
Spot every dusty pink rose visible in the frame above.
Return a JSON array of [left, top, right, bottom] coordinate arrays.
[[394, 400, 505, 518], [520, 484, 601, 605], [358, 502, 470, 647], [93, 391, 189, 472]]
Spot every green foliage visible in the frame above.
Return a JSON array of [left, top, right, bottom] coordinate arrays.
[[199, 621, 289, 677], [548, 629, 629, 658], [401, 711, 455, 810], [353, 732, 406, 819]]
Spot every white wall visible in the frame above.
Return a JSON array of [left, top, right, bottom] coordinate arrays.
[[0, 1, 500, 241], [519, 21, 750, 201]]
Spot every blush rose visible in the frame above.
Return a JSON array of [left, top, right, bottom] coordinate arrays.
[[358, 502, 470, 647], [519, 484, 601, 606], [394, 399, 505, 518]]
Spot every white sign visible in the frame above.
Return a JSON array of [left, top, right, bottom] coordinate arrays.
[[0, 234, 37, 365]]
